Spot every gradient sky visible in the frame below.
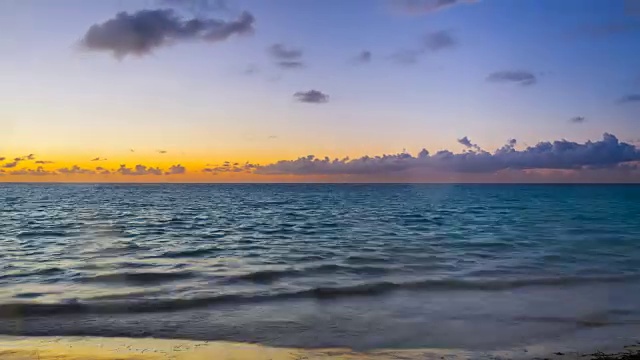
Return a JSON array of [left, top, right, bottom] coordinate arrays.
[[1, 0, 639, 182]]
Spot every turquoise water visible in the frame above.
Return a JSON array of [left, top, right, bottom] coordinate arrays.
[[1, 184, 640, 350]]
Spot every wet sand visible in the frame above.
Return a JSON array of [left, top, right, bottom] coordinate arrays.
[[0, 336, 639, 360]]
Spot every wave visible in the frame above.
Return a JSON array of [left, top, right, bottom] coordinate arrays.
[[75, 271, 195, 285], [0, 267, 66, 280], [155, 247, 220, 258], [226, 264, 394, 284], [2, 274, 639, 319]]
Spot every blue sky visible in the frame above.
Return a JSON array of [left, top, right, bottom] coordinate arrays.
[[0, 0, 639, 182]]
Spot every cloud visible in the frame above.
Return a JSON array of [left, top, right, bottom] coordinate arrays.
[[35, 160, 55, 164], [130, 149, 135, 152], [268, 135, 278, 139], [423, 30, 456, 51], [487, 70, 537, 86], [256, 134, 640, 176], [116, 164, 163, 176], [570, 116, 586, 124], [457, 136, 482, 151], [10, 167, 56, 176], [394, 0, 476, 15], [244, 64, 259, 75], [390, 30, 455, 65], [80, 9, 255, 58], [58, 165, 96, 175], [268, 43, 302, 60], [353, 50, 372, 64], [203, 161, 257, 174], [3, 162, 18, 169], [91, 157, 107, 161], [268, 43, 305, 69], [276, 61, 304, 69], [95, 167, 112, 175], [157, 150, 168, 154], [165, 164, 186, 175], [13, 154, 35, 162], [390, 49, 422, 65], [293, 90, 329, 104], [157, 0, 229, 14], [0, 157, 4, 161], [618, 94, 640, 104]]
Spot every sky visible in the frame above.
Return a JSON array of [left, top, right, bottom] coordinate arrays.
[[1, 0, 640, 182]]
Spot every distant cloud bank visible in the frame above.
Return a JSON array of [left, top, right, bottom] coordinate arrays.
[[5, 134, 640, 181], [256, 134, 640, 175]]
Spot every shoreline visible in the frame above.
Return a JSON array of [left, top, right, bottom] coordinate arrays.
[[0, 336, 639, 360]]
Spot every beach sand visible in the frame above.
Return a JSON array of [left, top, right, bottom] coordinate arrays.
[[0, 336, 470, 360], [1, 336, 639, 360]]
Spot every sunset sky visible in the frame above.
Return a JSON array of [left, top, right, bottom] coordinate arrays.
[[1, 0, 640, 182]]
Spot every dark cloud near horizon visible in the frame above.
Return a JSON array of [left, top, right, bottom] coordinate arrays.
[[35, 160, 54, 164], [618, 94, 640, 103], [203, 161, 257, 174], [0, 157, 5, 162], [487, 70, 537, 86], [256, 134, 640, 176], [58, 165, 96, 175], [394, 0, 476, 15], [117, 164, 163, 176], [91, 157, 107, 161], [166, 164, 186, 175], [10, 167, 56, 176], [80, 9, 255, 58], [294, 90, 329, 104], [2, 162, 18, 169], [570, 116, 586, 124], [157, 150, 168, 154]]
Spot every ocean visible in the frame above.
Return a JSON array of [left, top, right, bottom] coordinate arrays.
[[1, 184, 640, 352]]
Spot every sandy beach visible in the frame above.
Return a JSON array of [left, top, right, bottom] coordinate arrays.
[[1, 336, 639, 360]]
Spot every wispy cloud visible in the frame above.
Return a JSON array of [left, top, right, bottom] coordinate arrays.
[[391, 30, 456, 65], [352, 50, 372, 64], [91, 157, 107, 161], [423, 30, 456, 51], [35, 160, 55, 164], [393, 0, 477, 15], [487, 70, 537, 86], [80, 9, 255, 58], [157, 0, 229, 14], [570, 116, 586, 124], [294, 90, 330, 104], [2, 162, 19, 169], [618, 94, 640, 104], [268, 43, 305, 69], [157, 150, 168, 154]]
